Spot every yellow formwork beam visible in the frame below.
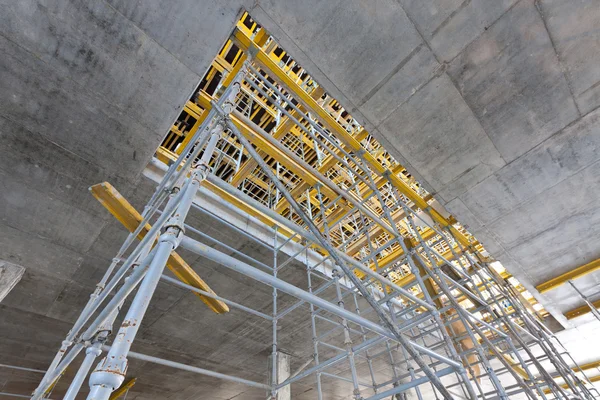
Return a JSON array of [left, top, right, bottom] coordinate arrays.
[[230, 86, 324, 186], [369, 229, 438, 272], [565, 299, 600, 320], [544, 375, 600, 394], [232, 27, 475, 250], [233, 112, 399, 237], [155, 148, 297, 240], [497, 352, 530, 381], [575, 360, 600, 372], [541, 359, 600, 394], [90, 182, 229, 314], [109, 378, 137, 400], [536, 258, 600, 294]]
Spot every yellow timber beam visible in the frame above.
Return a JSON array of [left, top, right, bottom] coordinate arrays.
[[575, 360, 600, 372], [90, 182, 229, 314], [232, 27, 474, 249], [542, 359, 600, 394], [232, 111, 397, 236], [544, 375, 600, 394], [109, 378, 137, 400], [191, 90, 345, 210], [155, 147, 296, 240], [231, 111, 339, 201], [346, 206, 406, 257], [536, 258, 600, 294], [565, 299, 600, 320], [277, 129, 369, 214], [370, 228, 438, 271], [231, 86, 325, 187]]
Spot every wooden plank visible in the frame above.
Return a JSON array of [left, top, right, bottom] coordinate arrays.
[[90, 182, 229, 314], [536, 258, 600, 294], [109, 378, 137, 400]]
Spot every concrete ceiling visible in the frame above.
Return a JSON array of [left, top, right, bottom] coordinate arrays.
[[0, 0, 599, 398]]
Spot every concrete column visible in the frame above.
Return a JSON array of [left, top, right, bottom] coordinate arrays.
[[269, 351, 290, 400]]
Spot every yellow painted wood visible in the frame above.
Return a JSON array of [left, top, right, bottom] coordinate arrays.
[[536, 258, 600, 294], [109, 378, 137, 400], [232, 27, 474, 249], [89, 182, 229, 314], [565, 299, 600, 320], [544, 374, 600, 394]]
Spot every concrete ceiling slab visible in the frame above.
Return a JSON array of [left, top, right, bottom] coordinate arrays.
[[1, 0, 600, 398], [538, 0, 600, 114], [446, 0, 579, 162], [378, 74, 505, 202]]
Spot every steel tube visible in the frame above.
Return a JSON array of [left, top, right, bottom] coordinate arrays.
[[179, 235, 389, 336], [32, 343, 85, 400], [0, 364, 45, 374], [190, 203, 274, 250], [160, 275, 272, 320], [365, 367, 455, 400], [109, 347, 270, 390], [0, 392, 31, 398], [81, 249, 156, 341], [278, 336, 386, 389], [87, 237, 175, 400], [206, 173, 433, 311], [179, 235, 460, 369], [68, 188, 185, 342], [181, 218, 271, 270], [63, 343, 102, 400]]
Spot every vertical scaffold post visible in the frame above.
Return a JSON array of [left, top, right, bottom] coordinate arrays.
[[85, 121, 225, 400], [219, 62, 459, 399]]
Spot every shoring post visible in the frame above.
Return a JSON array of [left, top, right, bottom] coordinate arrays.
[[63, 342, 103, 400], [30, 59, 274, 400], [86, 219, 179, 399], [306, 257, 324, 400], [220, 86, 458, 399], [388, 303, 425, 400], [85, 119, 225, 400], [352, 291, 378, 396], [333, 267, 362, 399], [63, 239, 157, 400], [270, 226, 279, 400], [351, 157, 476, 400], [315, 183, 362, 399]]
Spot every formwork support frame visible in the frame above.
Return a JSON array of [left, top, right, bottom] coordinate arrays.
[[29, 27, 600, 400]]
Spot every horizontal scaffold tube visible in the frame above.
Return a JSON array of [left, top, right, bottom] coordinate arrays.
[[205, 173, 433, 311], [103, 346, 270, 390], [179, 235, 461, 370], [365, 367, 456, 400]]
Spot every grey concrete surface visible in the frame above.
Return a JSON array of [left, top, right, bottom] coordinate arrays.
[[249, 0, 600, 327], [0, 261, 25, 302], [1, 0, 599, 398]]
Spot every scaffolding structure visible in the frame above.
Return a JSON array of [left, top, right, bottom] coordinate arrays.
[[30, 13, 600, 400]]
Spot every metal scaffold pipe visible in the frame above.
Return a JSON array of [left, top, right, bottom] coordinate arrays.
[[178, 234, 460, 370], [215, 99, 460, 399], [31, 22, 600, 400]]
